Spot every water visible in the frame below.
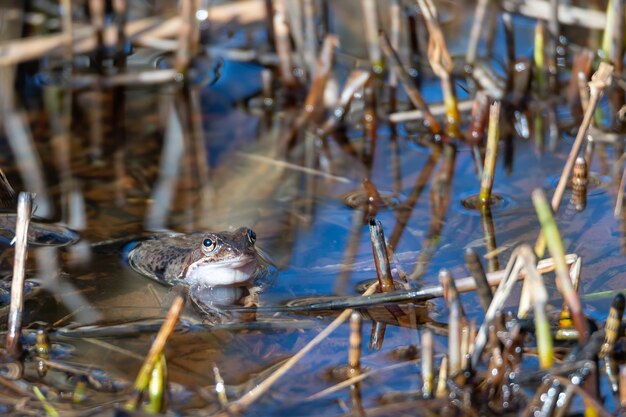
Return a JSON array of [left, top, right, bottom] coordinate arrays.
[[0, 1, 624, 416]]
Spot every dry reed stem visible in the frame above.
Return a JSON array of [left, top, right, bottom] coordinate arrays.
[[435, 356, 448, 399], [379, 33, 442, 137], [421, 330, 434, 398], [466, 0, 490, 65], [535, 62, 613, 257], [6, 192, 33, 359], [464, 248, 492, 312], [470, 245, 542, 368], [223, 283, 379, 415], [417, 0, 460, 137], [362, 0, 382, 72], [306, 361, 415, 402], [389, 0, 401, 89], [272, 0, 297, 87], [369, 219, 395, 293]]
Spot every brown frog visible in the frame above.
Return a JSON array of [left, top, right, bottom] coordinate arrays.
[[128, 227, 265, 287]]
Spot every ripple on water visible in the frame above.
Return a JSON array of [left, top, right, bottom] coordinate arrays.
[[458, 192, 516, 216]]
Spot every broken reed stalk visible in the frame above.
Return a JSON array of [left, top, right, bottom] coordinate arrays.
[[464, 248, 492, 312], [348, 311, 362, 377], [6, 192, 32, 359], [440, 269, 463, 377], [379, 33, 444, 139], [361, 0, 382, 73], [532, 189, 588, 343], [389, 0, 401, 108], [369, 321, 386, 351], [479, 101, 501, 204], [421, 330, 434, 398], [369, 219, 394, 293], [272, 0, 297, 88], [535, 62, 613, 257], [418, 0, 461, 138], [126, 295, 185, 410], [471, 245, 541, 368], [465, 0, 489, 66], [224, 284, 379, 415]]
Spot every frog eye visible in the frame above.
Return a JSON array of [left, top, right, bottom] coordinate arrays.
[[247, 229, 256, 244], [202, 238, 216, 252]]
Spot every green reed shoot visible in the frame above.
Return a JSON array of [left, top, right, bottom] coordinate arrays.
[[532, 189, 588, 343]]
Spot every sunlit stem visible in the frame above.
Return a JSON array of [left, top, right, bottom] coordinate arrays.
[[421, 330, 434, 398], [534, 21, 545, 93], [145, 353, 167, 414], [479, 101, 501, 203]]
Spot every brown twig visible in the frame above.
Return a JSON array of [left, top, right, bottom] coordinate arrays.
[[535, 62, 613, 257]]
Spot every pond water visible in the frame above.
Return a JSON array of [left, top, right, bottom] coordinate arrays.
[[0, 0, 624, 416]]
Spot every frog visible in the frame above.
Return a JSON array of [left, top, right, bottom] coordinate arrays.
[[128, 227, 266, 288]]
